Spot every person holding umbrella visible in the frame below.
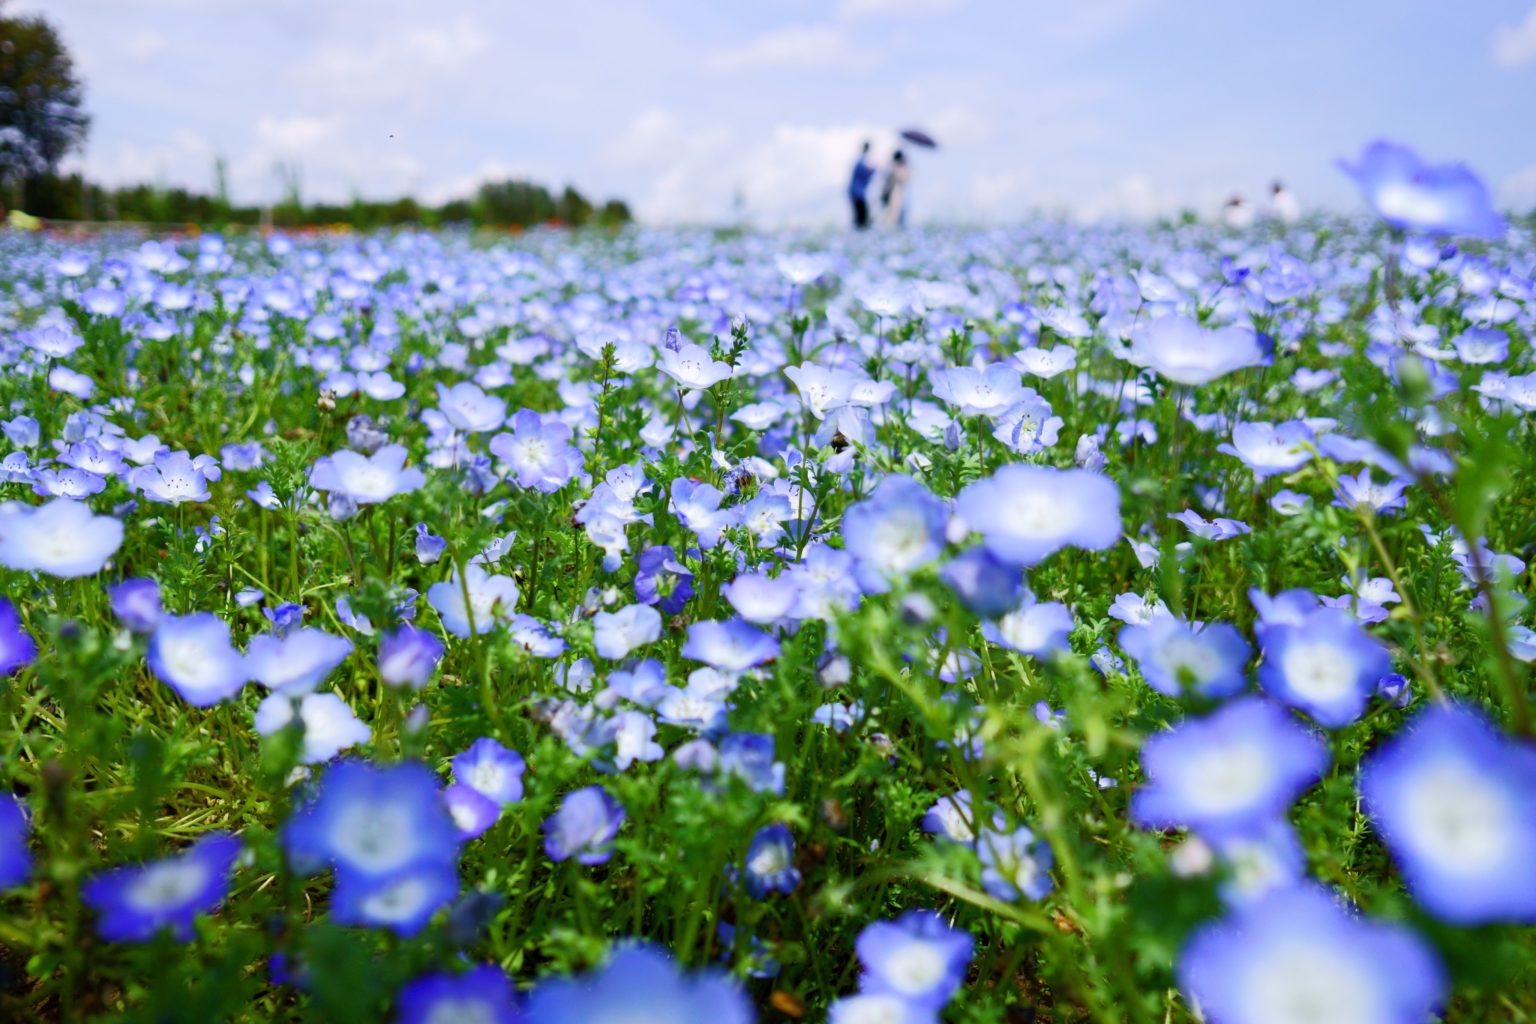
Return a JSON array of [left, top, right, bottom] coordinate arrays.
[[848, 141, 876, 230]]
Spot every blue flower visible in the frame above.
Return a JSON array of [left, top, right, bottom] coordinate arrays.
[[1119, 616, 1251, 700], [0, 597, 36, 676], [940, 547, 1024, 618], [0, 498, 123, 577], [428, 564, 520, 637], [542, 785, 624, 865], [246, 627, 353, 696], [445, 784, 502, 840], [309, 445, 425, 504], [331, 861, 459, 937], [524, 944, 753, 1024], [253, 692, 370, 764], [415, 523, 447, 564], [127, 450, 213, 505], [377, 624, 445, 689], [284, 760, 459, 881], [980, 593, 1075, 658], [435, 381, 506, 433], [1360, 702, 1536, 924], [1218, 421, 1314, 479], [489, 409, 582, 492], [1340, 140, 1506, 238], [721, 571, 798, 625], [716, 732, 785, 795], [453, 738, 526, 806], [1179, 885, 1445, 1024], [976, 825, 1054, 901], [1132, 697, 1328, 840], [107, 578, 162, 634], [81, 834, 240, 943], [829, 993, 936, 1024], [397, 965, 521, 1024], [742, 824, 801, 898], [0, 795, 29, 888], [682, 618, 779, 671], [148, 613, 249, 707], [634, 545, 694, 614], [855, 910, 973, 1010], [1257, 608, 1392, 727], [592, 603, 663, 660], [1127, 315, 1267, 386], [954, 465, 1121, 567]]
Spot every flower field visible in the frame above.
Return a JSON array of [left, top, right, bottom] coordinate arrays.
[[0, 148, 1534, 1022]]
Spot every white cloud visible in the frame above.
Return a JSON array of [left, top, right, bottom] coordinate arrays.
[[253, 114, 340, 153], [705, 25, 878, 73], [298, 17, 491, 100], [123, 31, 169, 62], [1493, 6, 1536, 68]]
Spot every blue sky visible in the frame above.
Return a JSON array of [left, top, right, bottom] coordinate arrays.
[[24, 0, 1536, 225]]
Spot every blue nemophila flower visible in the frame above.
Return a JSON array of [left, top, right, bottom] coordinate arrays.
[[743, 824, 801, 898], [1339, 139, 1505, 239], [981, 592, 1075, 658], [107, 578, 162, 634], [377, 624, 445, 689], [1119, 616, 1251, 700], [923, 790, 1001, 844], [717, 732, 786, 795], [309, 445, 425, 505], [843, 476, 947, 593], [428, 564, 520, 637], [856, 910, 973, 1010], [683, 618, 779, 671], [1360, 702, 1536, 924], [1218, 421, 1314, 479], [0, 498, 123, 577], [543, 785, 624, 865], [0, 597, 36, 676], [1332, 471, 1408, 516], [453, 738, 526, 806], [932, 362, 1026, 418], [489, 409, 582, 493], [1126, 315, 1267, 386], [246, 627, 353, 696], [397, 965, 521, 1024], [1257, 608, 1391, 727], [253, 692, 370, 764], [1132, 697, 1328, 840], [1179, 885, 1446, 1024], [127, 451, 214, 505], [592, 602, 663, 660], [0, 795, 29, 888], [148, 613, 249, 707], [829, 993, 936, 1024], [976, 824, 1054, 901], [284, 760, 459, 880], [81, 834, 240, 943], [332, 861, 459, 936], [524, 944, 753, 1024], [658, 341, 734, 391], [444, 784, 501, 840], [954, 464, 1121, 568], [415, 523, 447, 564], [941, 547, 1023, 619], [670, 478, 738, 550], [721, 571, 798, 625], [1170, 509, 1251, 541], [634, 545, 695, 614], [435, 382, 506, 433]]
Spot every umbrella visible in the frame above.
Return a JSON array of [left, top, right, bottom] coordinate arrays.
[[899, 128, 938, 149]]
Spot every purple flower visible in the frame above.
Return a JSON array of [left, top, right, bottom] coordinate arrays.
[[542, 785, 624, 865], [82, 834, 240, 943], [1340, 139, 1506, 238], [1132, 697, 1328, 840], [0, 795, 29, 888]]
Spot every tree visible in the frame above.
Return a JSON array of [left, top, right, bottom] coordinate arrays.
[[0, 5, 88, 207]]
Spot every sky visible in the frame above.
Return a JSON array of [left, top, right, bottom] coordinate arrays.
[[20, 0, 1536, 226]]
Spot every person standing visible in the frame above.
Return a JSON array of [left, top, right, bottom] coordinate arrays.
[[1267, 181, 1300, 224], [881, 150, 910, 227], [848, 142, 875, 230]]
